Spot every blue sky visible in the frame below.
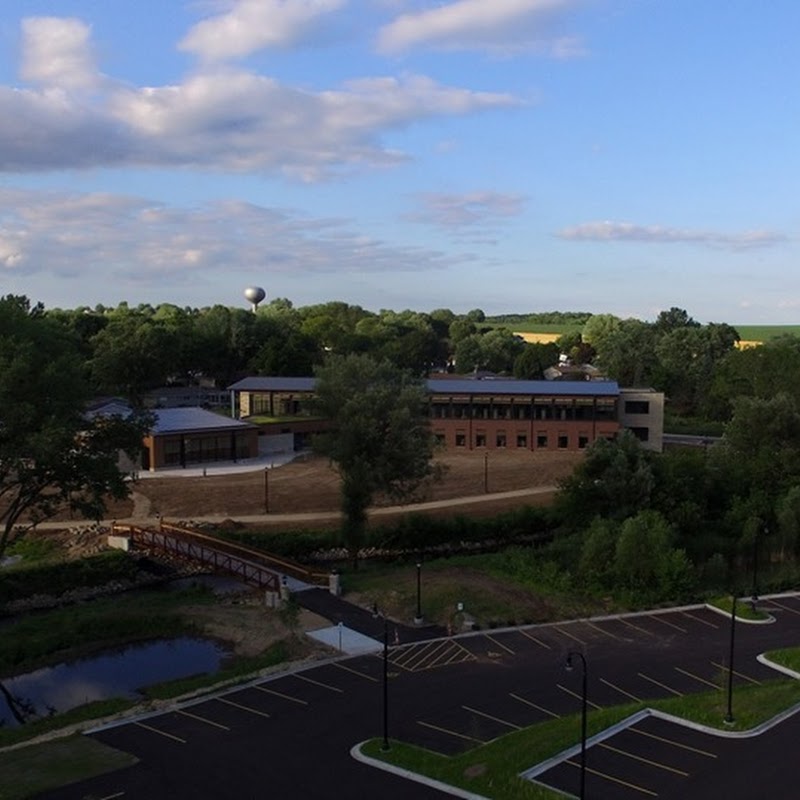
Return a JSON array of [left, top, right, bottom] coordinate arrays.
[[0, 0, 797, 323]]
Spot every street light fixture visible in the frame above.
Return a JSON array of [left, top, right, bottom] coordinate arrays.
[[414, 560, 423, 625], [565, 651, 588, 800]]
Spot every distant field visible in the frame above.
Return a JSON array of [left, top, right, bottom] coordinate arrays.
[[734, 325, 800, 342], [493, 322, 579, 335], [493, 319, 800, 344]]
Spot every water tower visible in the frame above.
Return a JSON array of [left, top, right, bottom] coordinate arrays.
[[244, 286, 266, 313]]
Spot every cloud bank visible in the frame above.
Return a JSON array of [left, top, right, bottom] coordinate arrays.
[[557, 221, 787, 251]]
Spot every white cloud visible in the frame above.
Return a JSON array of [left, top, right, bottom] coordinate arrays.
[[0, 17, 518, 179], [179, 0, 347, 61], [20, 17, 100, 89], [0, 188, 461, 286], [377, 0, 585, 55], [557, 221, 788, 250], [406, 190, 525, 231]]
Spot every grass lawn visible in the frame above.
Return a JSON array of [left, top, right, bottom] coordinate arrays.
[[0, 736, 137, 800], [706, 595, 770, 622], [341, 550, 608, 629]]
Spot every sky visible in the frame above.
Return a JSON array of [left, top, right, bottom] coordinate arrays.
[[0, 0, 798, 324]]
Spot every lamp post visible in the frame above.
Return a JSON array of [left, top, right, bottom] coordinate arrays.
[[414, 560, 423, 625], [752, 525, 765, 609], [483, 452, 489, 493], [381, 615, 390, 751], [725, 595, 737, 724], [263, 467, 269, 514], [566, 651, 588, 800]]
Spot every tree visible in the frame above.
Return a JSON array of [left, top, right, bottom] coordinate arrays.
[[311, 354, 439, 568], [513, 342, 559, 379], [581, 314, 621, 353], [0, 296, 150, 559], [555, 431, 655, 528], [614, 510, 694, 603]]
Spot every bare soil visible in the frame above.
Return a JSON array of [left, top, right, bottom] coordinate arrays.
[[179, 603, 331, 657], [105, 448, 582, 526]]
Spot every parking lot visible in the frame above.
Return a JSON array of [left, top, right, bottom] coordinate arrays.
[[41, 595, 800, 799]]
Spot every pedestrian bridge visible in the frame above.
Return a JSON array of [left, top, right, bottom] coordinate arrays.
[[110, 519, 330, 593]]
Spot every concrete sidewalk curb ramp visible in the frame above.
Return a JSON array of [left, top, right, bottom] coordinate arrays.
[[351, 741, 489, 800]]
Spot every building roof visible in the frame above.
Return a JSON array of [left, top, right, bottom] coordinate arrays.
[[150, 407, 257, 435], [228, 377, 317, 392], [425, 378, 619, 397], [228, 375, 619, 398]]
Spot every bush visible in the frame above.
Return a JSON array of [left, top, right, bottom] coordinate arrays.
[[0, 551, 140, 604]]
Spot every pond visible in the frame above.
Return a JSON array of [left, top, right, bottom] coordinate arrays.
[[0, 637, 230, 727]]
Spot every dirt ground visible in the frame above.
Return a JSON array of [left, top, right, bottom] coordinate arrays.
[[105, 448, 583, 526], [179, 603, 331, 657]]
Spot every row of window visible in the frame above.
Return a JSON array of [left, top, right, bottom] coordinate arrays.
[[437, 432, 592, 449], [161, 434, 252, 466], [429, 403, 616, 421]]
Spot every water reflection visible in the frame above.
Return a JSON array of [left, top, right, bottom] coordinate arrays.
[[0, 637, 229, 727]]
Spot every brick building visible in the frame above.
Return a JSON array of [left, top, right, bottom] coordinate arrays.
[[228, 376, 664, 454]]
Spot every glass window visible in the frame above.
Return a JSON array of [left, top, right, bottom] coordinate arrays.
[[455, 433, 466, 447], [537, 434, 548, 448], [517, 433, 527, 448], [558, 435, 569, 449], [496, 433, 507, 448]]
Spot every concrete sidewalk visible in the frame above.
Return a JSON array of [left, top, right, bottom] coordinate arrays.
[[296, 587, 448, 649]]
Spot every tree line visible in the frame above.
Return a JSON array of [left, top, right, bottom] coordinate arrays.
[[41, 299, 799, 428]]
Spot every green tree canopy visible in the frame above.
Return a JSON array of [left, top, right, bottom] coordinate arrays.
[[556, 431, 655, 528], [0, 296, 150, 558], [311, 354, 439, 567]]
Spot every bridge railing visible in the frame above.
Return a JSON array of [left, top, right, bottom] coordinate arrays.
[[112, 520, 329, 588]]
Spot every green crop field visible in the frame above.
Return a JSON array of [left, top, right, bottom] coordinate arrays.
[[488, 315, 800, 344], [735, 325, 800, 342]]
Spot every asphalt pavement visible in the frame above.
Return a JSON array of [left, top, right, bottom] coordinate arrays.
[[33, 594, 800, 800]]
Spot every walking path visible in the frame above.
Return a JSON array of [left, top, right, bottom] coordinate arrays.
[[33, 485, 557, 530]]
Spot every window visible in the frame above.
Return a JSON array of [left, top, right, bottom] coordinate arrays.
[[455, 433, 466, 447], [625, 400, 650, 414], [517, 433, 527, 448], [496, 433, 507, 448], [578, 436, 589, 449], [435, 433, 445, 445], [558, 435, 569, 449], [537, 434, 548, 448], [475, 432, 487, 447], [630, 427, 650, 442]]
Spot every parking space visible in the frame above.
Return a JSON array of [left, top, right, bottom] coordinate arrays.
[[530, 713, 731, 799], [51, 595, 800, 800]]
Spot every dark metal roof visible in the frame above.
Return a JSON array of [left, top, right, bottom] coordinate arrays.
[[228, 375, 619, 398], [151, 407, 257, 435], [228, 377, 316, 392], [426, 378, 619, 397]]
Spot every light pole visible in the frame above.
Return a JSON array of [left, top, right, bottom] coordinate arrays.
[[566, 651, 588, 800], [263, 467, 269, 514], [381, 615, 390, 751], [414, 560, 423, 625], [752, 525, 765, 608], [483, 452, 489, 493], [725, 595, 737, 724]]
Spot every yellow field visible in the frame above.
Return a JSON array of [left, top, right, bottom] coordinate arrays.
[[512, 331, 561, 344]]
